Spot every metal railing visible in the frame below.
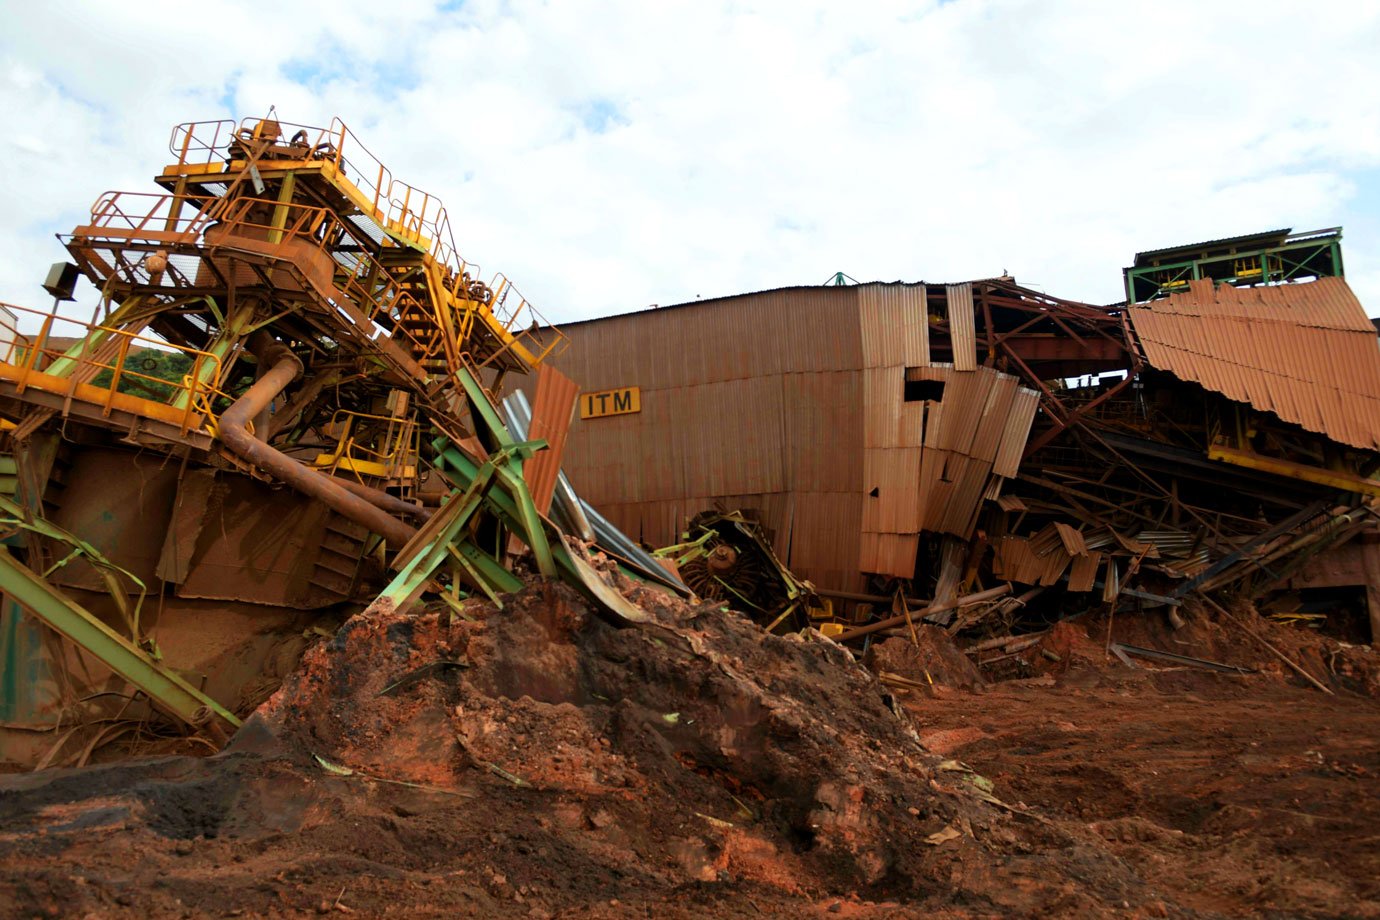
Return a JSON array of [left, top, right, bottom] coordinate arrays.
[[164, 116, 566, 365], [313, 409, 419, 483], [84, 190, 223, 237], [0, 301, 223, 435]]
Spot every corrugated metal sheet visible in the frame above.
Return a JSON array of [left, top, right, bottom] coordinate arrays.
[[1129, 277, 1380, 450], [946, 283, 977, 371], [993, 387, 1040, 478], [1132, 228, 1291, 266], [1053, 522, 1089, 557], [932, 536, 966, 604], [862, 366, 901, 448], [983, 475, 1004, 502], [858, 283, 928, 369], [512, 281, 1042, 588], [680, 376, 787, 497], [794, 491, 865, 588], [996, 492, 1026, 512], [859, 532, 918, 580], [783, 371, 864, 491], [862, 447, 922, 533], [993, 535, 1050, 584], [968, 372, 1020, 462], [523, 364, 579, 514], [1067, 551, 1102, 592]]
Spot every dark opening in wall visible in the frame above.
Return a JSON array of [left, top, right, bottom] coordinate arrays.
[[904, 379, 945, 402]]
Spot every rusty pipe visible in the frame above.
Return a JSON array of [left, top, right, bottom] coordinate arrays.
[[218, 337, 418, 550], [333, 476, 433, 523]]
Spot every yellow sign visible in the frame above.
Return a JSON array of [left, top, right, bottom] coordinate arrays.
[[580, 386, 641, 419]]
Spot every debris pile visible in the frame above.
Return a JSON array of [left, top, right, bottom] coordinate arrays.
[[530, 228, 1380, 660], [1, 573, 1195, 916], [0, 111, 1378, 917]]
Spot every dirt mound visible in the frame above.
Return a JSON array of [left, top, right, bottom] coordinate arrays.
[[863, 631, 985, 691], [0, 578, 1186, 917], [258, 581, 1026, 895]]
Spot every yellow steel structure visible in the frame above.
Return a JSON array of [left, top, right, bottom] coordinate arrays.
[[0, 112, 565, 469], [1208, 443, 1380, 499]]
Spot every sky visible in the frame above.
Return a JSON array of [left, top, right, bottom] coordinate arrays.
[[1, 0, 1379, 325]]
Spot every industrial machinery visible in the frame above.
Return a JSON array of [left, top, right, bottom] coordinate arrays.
[[0, 114, 593, 768], [657, 510, 823, 633]]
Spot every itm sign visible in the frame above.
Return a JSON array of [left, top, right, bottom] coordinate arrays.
[[579, 386, 641, 419]]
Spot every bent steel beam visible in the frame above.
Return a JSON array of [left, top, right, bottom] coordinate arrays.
[[0, 548, 240, 734]]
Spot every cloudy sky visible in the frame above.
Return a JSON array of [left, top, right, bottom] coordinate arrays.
[[2, 0, 1378, 324]]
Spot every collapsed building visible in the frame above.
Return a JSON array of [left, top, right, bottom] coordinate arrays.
[[526, 227, 1380, 642], [0, 115, 686, 770], [0, 112, 1375, 774]]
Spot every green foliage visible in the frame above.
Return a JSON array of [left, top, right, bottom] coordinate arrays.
[[91, 349, 194, 402]]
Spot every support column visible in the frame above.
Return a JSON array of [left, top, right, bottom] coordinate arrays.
[[1361, 533, 1380, 649]]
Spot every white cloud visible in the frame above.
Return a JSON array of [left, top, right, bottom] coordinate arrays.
[[1, 0, 1378, 324]]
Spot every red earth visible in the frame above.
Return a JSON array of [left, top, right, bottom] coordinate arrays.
[[1, 582, 1377, 919]]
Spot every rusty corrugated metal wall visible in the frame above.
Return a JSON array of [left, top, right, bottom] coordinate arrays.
[[531, 282, 1038, 591], [540, 287, 867, 590]]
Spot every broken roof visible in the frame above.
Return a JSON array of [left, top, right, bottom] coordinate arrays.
[[1128, 277, 1380, 450]]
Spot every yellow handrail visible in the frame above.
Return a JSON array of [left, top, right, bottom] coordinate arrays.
[[0, 300, 224, 433]]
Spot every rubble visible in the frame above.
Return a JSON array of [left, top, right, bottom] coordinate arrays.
[[863, 631, 986, 692], [1, 112, 1379, 918], [1, 574, 1180, 917]]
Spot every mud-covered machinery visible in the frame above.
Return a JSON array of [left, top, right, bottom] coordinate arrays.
[[656, 510, 825, 633], [0, 115, 605, 768]]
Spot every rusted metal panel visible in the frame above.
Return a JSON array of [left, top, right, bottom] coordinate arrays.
[[157, 469, 219, 585], [993, 535, 1038, 583], [775, 287, 864, 374], [898, 398, 925, 449], [859, 532, 919, 579], [944, 457, 995, 537], [782, 371, 864, 492], [859, 283, 928, 369], [1068, 551, 1102, 592], [524, 364, 579, 515], [1129, 277, 1380, 450], [633, 385, 682, 502], [175, 475, 344, 608], [996, 492, 1026, 512], [932, 367, 985, 454], [47, 448, 179, 594], [920, 450, 966, 533], [1285, 541, 1366, 589], [993, 387, 1040, 478], [1054, 522, 1089, 556], [968, 371, 1020, 463], [524, 281, 1047, 585], [791, 491, 864, 590], [862, 366, 902, 448], [679, 376, 786, 497], [862, 447, 923, 534], [946, 283, 977, 371], [570, 409, 644, 508]]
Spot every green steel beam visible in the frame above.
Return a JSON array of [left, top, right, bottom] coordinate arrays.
[[0, 493, 146, 640], [430, 438, 649, 626], [450, 541, 524, 597], [44, 295, 147, 378], [377, 459, 501, 612], [0, 548, 240, 732], [454, 367, 556, 578]]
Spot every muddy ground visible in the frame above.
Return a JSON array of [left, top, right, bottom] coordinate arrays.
[[1, 582, 1378, 919]]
